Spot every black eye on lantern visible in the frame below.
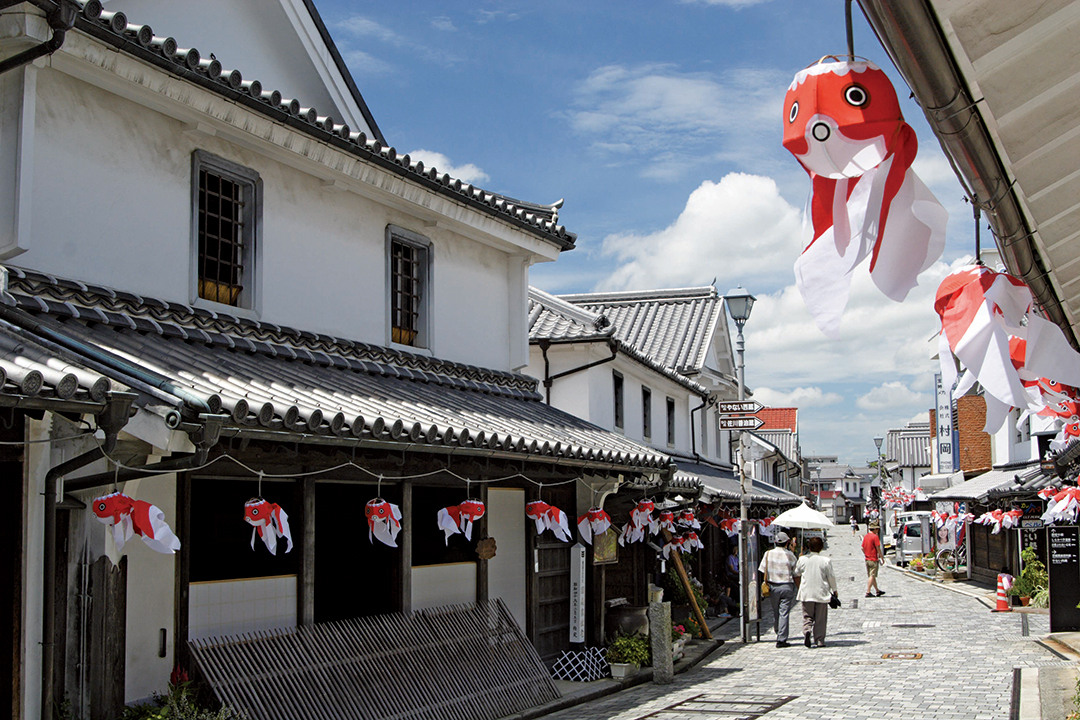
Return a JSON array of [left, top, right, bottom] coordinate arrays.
[[251, 508, 259, 516], [788, 101, 799, 123], [97, 503, 106, 511], [844, 84, 868, 107]]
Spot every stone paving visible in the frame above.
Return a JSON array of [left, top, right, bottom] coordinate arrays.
[[543, 529, 1058, 720]]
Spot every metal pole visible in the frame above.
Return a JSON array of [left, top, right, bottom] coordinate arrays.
[[735, 321, 750, 643]]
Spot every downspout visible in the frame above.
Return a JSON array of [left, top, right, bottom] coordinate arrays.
[[0, 0, 78, 76], [41, 392, 136, 720], [689, 396, 708, 462], [540, 338, 618, 404]]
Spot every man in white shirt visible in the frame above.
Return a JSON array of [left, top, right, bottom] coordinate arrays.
[[758, 530, 799, 647]]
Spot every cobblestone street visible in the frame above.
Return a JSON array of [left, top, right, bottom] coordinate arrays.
[[544, 530, 1060, 720]]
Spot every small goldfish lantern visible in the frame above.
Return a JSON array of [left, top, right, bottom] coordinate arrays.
[[365, 498, 402, 547], [437, 499, 486, 545], [525, 500, 571, 542], [576, 507, 611, 545], [783, 58, 947, 338], [244, 498, 293, 554]]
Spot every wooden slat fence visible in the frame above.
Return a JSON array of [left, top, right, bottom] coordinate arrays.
[[188, 599, 560, 720]]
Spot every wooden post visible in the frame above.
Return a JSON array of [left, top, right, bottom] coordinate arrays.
[[476, 483, 489, 604], [174, 473, 191, 671], [662, 529, 712, 640], [401, 480, 413, 615], [297, 477, 316, 626]]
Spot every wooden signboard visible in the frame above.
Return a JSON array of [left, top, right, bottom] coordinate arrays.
[[569, 543, 586, 644], [1048, 526, 1080, 632]]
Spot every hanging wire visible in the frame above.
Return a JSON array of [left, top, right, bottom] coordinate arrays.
[[844, 0, 855, 60]]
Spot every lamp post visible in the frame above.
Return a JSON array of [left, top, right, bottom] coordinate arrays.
[[724, 286, 755, 643], [873, 435, 884, 539]]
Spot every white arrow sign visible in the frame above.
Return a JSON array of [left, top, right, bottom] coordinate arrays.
[[717, 401, 764, 415], [719, 416, 765, 431]]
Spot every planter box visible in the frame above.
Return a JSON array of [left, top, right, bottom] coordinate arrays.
[[609, 662, 639, 679]]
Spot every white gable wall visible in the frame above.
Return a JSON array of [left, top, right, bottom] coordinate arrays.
[[101, 0, 376, 138]]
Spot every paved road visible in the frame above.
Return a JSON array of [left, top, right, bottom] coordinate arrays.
[[545, 529, 1059, 720]]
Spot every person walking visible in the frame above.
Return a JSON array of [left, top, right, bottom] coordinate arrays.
[[794, 536, 838, 648], [758, 530, 799, 648], [851, 516, 858, 535], [862, 527, 886, 597]]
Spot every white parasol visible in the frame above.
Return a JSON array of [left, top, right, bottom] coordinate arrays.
[[772, 502, 834, 529]]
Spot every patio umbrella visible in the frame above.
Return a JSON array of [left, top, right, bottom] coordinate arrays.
[[772, 502, 834, 529]]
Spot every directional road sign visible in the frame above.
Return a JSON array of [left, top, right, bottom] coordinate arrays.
[[719, 416, 764, 431], [717, 401, 763, 415]]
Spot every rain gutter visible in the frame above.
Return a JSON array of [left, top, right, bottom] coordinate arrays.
[[856, 0, 1078, 349], [0, 0, 77, 76]]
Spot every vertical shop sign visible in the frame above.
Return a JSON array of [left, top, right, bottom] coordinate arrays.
[[1021, 526, 1047, 571], [1048, 526, 1080, 632], [935, 373, 955, 473], [569, 543, 586, 643]]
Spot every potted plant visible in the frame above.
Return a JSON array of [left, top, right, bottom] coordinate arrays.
[[910, 555, 925, 573], [1009, 546, 1048, 606], [671, 624, 689, 658], [606, 634, 649, 678]]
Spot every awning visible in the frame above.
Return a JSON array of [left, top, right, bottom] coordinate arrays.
[[928, 462, 1040, 502], [0, 267, 673, 476], [674, 460, 802, 506]]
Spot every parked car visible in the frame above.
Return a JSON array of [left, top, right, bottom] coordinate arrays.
[[893, 511, 933, 566]]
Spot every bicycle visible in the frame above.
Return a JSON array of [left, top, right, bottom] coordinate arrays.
[[935, 543, 967, 573]]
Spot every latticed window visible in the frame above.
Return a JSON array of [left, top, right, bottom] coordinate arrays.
[[391, 239, 421, 345], [193, 151, 259, 309]]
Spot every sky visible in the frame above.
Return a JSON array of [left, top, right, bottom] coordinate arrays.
[[316, 0, 977, 466]]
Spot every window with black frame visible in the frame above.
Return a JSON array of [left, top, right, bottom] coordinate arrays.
[[613, 371, 624, 430], [387, 227, 431, 348], [193, 151, 259, 308], [666, 397, 676, 446], [642, 386, 652, 440]]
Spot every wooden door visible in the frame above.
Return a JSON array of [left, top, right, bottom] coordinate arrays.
[[530, 485, 574, 662]]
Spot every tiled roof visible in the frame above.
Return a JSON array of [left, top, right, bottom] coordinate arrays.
[[758, 407, 797, 431], [527, 288, 710, 397], [557, 288, 723, 373], [886, 422, 933, 467], [0, 316, 122, 408], [2, 268, 672, 473], [673, 460, 802, 506], [65, 1, 573, 249]]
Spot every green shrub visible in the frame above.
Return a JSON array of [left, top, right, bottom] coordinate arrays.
[[120, 677, 243, 720], [684, 616, 704, 639], [1010, 547, 1048, 598], [664, 565, 707, 610], [606, 634, 650, 666]]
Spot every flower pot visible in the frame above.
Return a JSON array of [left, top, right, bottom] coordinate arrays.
[[609, 662, 639, 679], [1020, 596, 1031, 606]]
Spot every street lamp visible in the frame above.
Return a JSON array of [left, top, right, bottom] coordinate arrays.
[[873, 436, 884, 538], [724, 286, 755, 643]]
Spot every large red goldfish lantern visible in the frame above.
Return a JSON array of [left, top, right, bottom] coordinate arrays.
[[576, 507, 611, 545], [365, 498, 403, 547], [92, 491, 181, 555], [525, 500, 572, 542], [437, 499, 486, 545], [783, 59, 947, 338]]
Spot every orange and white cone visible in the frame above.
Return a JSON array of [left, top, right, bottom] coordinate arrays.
[[992, 573, 1011, 612]]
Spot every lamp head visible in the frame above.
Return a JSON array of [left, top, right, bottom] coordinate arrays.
[[723, 286, 756, 324], [873, 436, 883, 452]]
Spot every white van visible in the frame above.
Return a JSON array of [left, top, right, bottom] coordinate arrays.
[[893, 511, 933, 566]]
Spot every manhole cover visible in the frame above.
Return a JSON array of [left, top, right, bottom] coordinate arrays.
[[636, 693, 798, 718], [882, 653, 923, 660], [890, 624, 936, 628]]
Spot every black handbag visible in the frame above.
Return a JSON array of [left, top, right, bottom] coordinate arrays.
[[829, 592, 841, 609]]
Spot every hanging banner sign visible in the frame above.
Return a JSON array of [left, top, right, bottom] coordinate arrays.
[[935, 373, 955, 474], [569, 543, 586, 644]]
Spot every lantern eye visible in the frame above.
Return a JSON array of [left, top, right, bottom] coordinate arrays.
[[844, 84, 868, 107], [251, 508, 259, 516], [97, 503, 106, 511], [788, 101, 799, 123]]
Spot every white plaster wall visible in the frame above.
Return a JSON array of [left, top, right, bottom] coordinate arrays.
[[100, 0, 373, 137], [22, 69, 519, 370], [188, 576, 297, 641], [412, 563, 476, 610], [486, 489, 526, 629], [20, 418, 49, 720], [120, 475, 178, 702]]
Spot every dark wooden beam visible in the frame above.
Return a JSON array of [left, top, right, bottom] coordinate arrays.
[[400, 480, 412, 615], [297, 477, 316, 626]]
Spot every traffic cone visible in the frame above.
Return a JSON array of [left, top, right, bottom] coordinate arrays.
[[992, 573, 1011, 612]]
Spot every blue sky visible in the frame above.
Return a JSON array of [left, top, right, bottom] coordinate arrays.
[[319, 0, 975, 465]]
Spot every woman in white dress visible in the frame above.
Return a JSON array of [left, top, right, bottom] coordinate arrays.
[[794, 536, 838, 648]]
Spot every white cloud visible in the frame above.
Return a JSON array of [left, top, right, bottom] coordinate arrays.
[[565, 64, 788, 180], [856, 381, 929, 411], [753, 386, 843, 408], [430, 16, 457, 31], [337, 15, 461, 67], [406, 150, 490, 185], [342, 50, 392, 76], [596, 173, 802, 291], [339, 16, 406, 46]]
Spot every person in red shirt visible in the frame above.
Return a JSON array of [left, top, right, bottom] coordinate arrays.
[[861, 531, 886, 597]]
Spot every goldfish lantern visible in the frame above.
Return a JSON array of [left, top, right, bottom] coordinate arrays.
[[1042, 488, 1080, 525], [437, 499, 486, 545], [365, 498, 402, 547], [683, 531, 704, 552], [631, 499, 657, 534], [661, 535, 685, 560], [576, 507, 611, 545], [525, 500, 571, 542], [244, 498, 293, 554], [677, 509, 701, 530], [783, 59, 947, 339], [92, 491, 181, 555], [935, 265, 1080, 434]]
